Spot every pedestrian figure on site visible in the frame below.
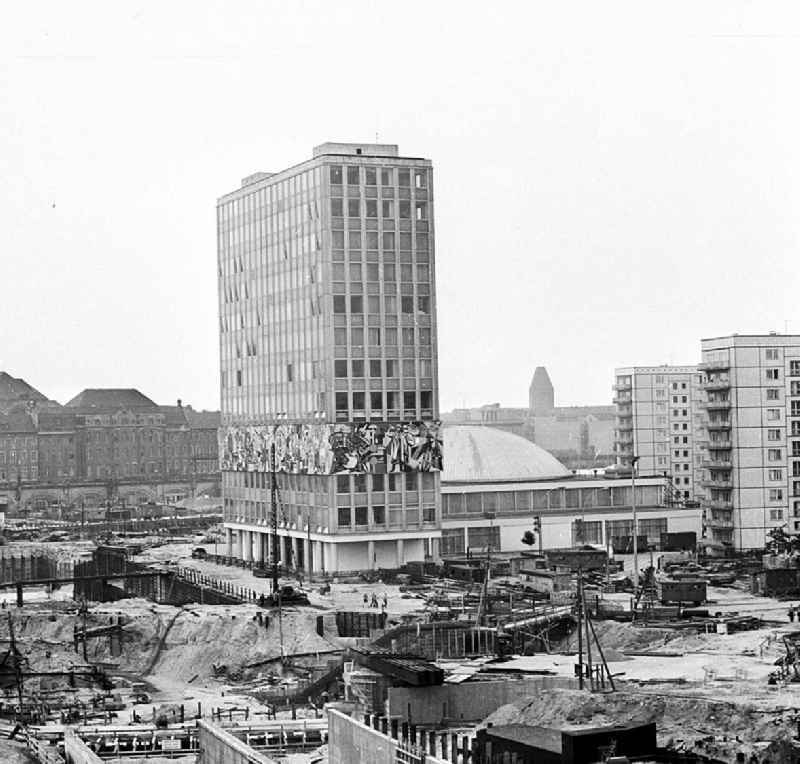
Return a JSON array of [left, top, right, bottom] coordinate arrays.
[[789, 606, 795, 622], [371, 592, 379, 608], [363, 592, 369, 607], [382, 593, 388, 610]]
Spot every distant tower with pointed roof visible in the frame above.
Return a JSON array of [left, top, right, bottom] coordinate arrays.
[[529, 366, 554, 415]]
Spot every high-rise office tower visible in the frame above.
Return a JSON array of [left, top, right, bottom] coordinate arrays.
[[700, 334, 800, 549], [613, 366, 706, 502], [216, 142, 442, 574]]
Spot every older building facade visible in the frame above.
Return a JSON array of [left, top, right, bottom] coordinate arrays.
[[0, 378, 220, 511], [218, 142, 442, 573]]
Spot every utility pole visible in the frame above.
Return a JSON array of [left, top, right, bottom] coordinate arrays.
[[631, 456, 640, 592], [270, 443, 279, 595]]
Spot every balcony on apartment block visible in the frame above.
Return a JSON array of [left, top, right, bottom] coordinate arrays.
[[702, 399, 731, 411], [702, 459, 733, 470], [706, 498, 733, 510], [708, 515, 735, 529], [702, 478, 733, 490], [703, 378, 731, 391], [706, 439, 733, 450], [699, 359, 731, 372], [706, 419, 732, 431]]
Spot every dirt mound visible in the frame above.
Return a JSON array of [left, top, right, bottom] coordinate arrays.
[[555, 620, 681, 653], [484, 688, 799, 762]]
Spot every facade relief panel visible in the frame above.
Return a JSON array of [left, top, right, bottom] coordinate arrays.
[[220, 421, 442, 475]]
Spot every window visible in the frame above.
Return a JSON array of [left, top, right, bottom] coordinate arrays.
[[333, 295, 346, 313], [770, 509, 784, 521], [370, 392, 383, 410], [337, 475, 350, 493], [792, 381, 800, 396], [414, 169, 426, 188], [791, 360, 800, 376], [767, 409, 781, 421], [398, 169, 410, 187], [794, 461, 800, 477], [767, 368, 780, 380], [402, 328, 415, 345], [365, 168, 376, 185], [369, 360, 382, 377], [350, 295, 363, 313], [368, 327, 381, 345], [352, 360, 364, 377], [792, 400, 800, 416], [366, 199, 378, 218], [381, 168, 393, 186], [385, 359, 397, 376], [421, 391, 433, 410], [372, 506, 385, 525], [769, 449, 783, 461], [355, 507, 368, 526], [767, 389, 780, 400], [399, 200, 411, 218], [382, 199, 394, 218], [383, 232, 395, 249], [404, 391, 416, 410], [766, 348, 779, 360], [793, 441, 800, 457], [769, 469, 783, 481], [403, 359, 415, 377], [794, 421, 800, 436], [401, 296, 414, 313], [348, 198, 360, 217], [415, 202, 427, 220], [330, 198, 343, 216], [352, 392, 365, 410], [768, 429, 782, 441], [334, 328, 347, 346], [335, 392, 348, 412], [329, 166, 342, 184], [417, 296, 430, 314], [351, 327, 363, 345], [337, 507, 351, 527], [347, 166, 359, 184]]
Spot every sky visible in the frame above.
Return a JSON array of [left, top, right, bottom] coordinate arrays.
[[1, 1, 799, 413]]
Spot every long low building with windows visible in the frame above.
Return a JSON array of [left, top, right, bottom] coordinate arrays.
[[439, 425, 702, 557], [222, 424, 703, 573]]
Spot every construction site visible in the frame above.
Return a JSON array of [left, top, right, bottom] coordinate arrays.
[[0, 518, 798, 764]]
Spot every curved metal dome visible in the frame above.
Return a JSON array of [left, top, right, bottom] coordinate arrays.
[[442, 425, 571, 483]]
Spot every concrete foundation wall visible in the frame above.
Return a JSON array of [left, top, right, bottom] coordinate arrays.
[[197, 720, 277, 764], [388, 677, 579, 725], [328, 708, 398, 764]]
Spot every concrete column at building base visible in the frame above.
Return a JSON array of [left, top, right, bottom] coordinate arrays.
[[396, 539, 404, 567], [327, 542, 338, 573], [225, 528, 232, 557], [367, 540, 375, 570]]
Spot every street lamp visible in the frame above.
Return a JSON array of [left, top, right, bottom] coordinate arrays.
[[631, 456, 640, 591]]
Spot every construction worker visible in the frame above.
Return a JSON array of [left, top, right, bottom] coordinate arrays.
[[789, 606, 795, 623], [363, 592, 368, 607], [370, 592, 379, 609]]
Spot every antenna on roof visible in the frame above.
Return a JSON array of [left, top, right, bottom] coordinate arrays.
[[375, 131, 379, 143]]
